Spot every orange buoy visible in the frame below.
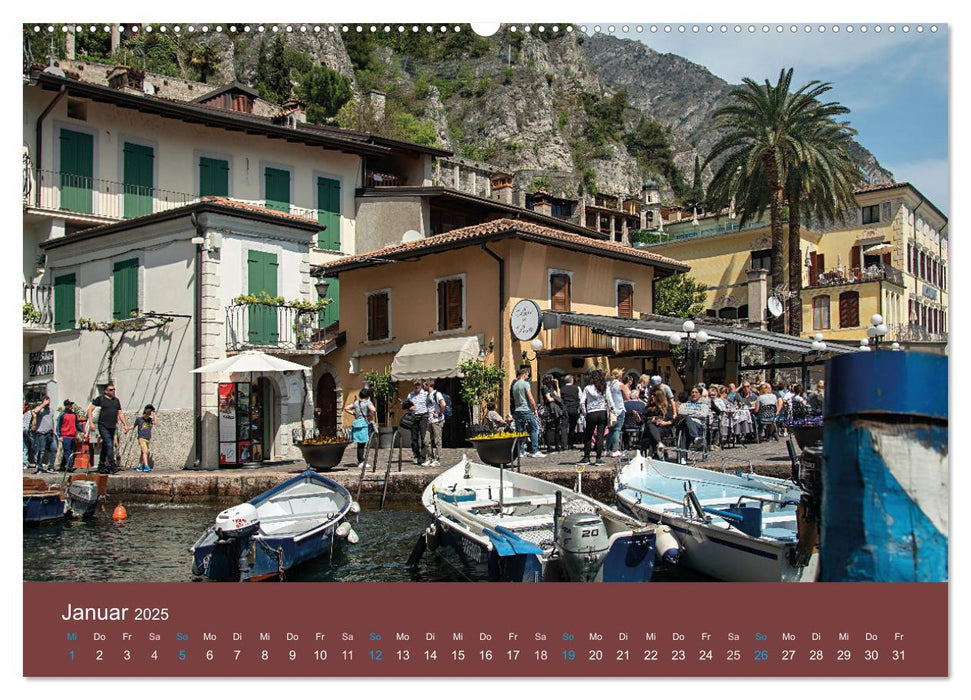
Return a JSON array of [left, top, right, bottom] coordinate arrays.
[[112, 504, 128, 521]]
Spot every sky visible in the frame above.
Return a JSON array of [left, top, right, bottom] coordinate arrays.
[[604, 23, 949, 214]]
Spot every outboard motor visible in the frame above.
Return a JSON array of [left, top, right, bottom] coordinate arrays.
[[555, 513, 609, 582], [65, 480, 99, 518], [214, 503, 260, 579], [790, 444, 822, 568]]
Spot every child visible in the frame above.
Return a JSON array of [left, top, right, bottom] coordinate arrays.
[[126, 404, 156, 472]]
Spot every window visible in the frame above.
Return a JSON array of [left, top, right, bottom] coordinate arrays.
[[317, 177, 341, 250], [437, 277, 465, 331], [812, 296, 830, 330], [550, 272, 571, 311], [53, 273, 76, 331], [751, 249, 772, 272], [112, 258, 139, 320], [367, 291, 390, 341], [862, 205, 880, 225], [907, 244, 913, 273], [617, 282, 634, 318], [719, 307, 738, 320], [199, 157, 229, 197], [737, 304, 749, 320], [839, 291, 860, 328], [919, 251, 926, 280]]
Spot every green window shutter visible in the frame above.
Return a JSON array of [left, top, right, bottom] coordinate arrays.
[[319, 278, 339, 329], [317, 177, 341, 249], [112, 259, 139, 319], [59, 130, 93, 214], [247, 251, 279, 345], [265, 167, 290, 213], [123, 142, 154, 218], [53, 273, 76, 331], [199, 157, 229, 197]]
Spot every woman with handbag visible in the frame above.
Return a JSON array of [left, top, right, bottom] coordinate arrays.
[[579, 369, 613, 466], [345, 385, 377, 469], [542, 374, 568, 452]]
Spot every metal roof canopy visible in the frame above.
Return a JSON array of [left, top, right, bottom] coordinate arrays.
[[547, 312, 856, 356]]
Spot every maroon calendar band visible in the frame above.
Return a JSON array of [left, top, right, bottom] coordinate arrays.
[[24, 582, 947, 677]]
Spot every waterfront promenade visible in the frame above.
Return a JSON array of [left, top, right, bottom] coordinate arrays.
[[28, 440, 794, 506]]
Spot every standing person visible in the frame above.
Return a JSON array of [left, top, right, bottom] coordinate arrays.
[[125, 405, 157, 472], [84, 383, 129, 474], [56, 400, 80, 472], [31, 396, 56, 473], [345, 387, 376, 469], [808, 379, 826, 414], [425, 378, 446, 468], [407, 379, 430, 466], [511, 366, 544, 457], [23, 401, 34, 470], [579, 369, 613, 465], [606, 369, 630, 457], [559, 374, 581, 449], [541, 375, 568, 452]]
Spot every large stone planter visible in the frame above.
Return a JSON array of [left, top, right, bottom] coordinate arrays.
[[469, 436, 521, 467], [296, 441, 351, 471]]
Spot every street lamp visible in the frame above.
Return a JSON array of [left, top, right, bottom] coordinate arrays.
[[314, 279, 330, 298], [859, 338, 871, 352], [867, 314, 889, 349], [669, 319, 708, 386], [521, 337, 544, 363]]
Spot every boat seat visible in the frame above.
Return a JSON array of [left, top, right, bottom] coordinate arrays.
[[478, 514, 553, 530], [458, 494, 558, 510], [761, 527, 796, 541]]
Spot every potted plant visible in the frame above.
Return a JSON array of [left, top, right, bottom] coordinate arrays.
[[294, 429, 352, 471], [457, 358, 506, 426], [363, 367, 398, 447], [468, 430, 528, 467]]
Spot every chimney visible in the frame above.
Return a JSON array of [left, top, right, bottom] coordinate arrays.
[[366, 90, 386, 121], [491, 175, 513, 204], [747, 268, 769, 330], [107, 65, 144, 92], [532, 189, 553, 217], [281, 99, 307, 126]]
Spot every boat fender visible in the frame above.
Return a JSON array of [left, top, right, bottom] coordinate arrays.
[[336, 522, 352, 537], [349, 501, 361, 514], [655, 525, 682, 565], [426, 524, 439, 551], [346, 527, 360, 545]]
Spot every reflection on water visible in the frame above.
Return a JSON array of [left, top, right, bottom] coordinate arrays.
[[24, 502, 705, 583]]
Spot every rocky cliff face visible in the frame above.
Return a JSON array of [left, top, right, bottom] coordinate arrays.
[[170, 28, 895, 201]]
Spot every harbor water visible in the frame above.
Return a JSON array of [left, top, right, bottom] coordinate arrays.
[[23, 502, 709, 582]]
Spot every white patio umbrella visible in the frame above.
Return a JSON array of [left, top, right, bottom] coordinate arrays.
[[191, 349, 308, 374]]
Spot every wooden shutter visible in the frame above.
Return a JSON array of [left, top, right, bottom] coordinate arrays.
[[123, 142, 154, 219], [446, 279, 463, 329], [59, 129, 93, 214], [850, 246, 861, 275], [319, 278, 339, 329], [317, 177, 341, 250], [550, 273, 571, 311], [368, 293, 388, 340], [265, 167, 290, 212], [839, 291, 859, 328], [617, 283, 633, 318], [808, 252, 819, 286], [199, 157, 229, 197], [247, 251, 279, 345], [437, 281, 447, 331], [53, 273, 76, 331], [112, 258, 139, 319], [883, 252, 892, 269]]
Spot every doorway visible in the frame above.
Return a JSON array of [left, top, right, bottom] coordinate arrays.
[[316, 373, 337, 437]]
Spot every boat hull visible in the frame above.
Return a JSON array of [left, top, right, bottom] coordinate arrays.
[[191, 528, 341, 582], [23, 493, 67, 526], [615, 456, 818, 583]]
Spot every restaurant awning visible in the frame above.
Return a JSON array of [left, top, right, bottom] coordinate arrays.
[[390, 336, 480, 381]]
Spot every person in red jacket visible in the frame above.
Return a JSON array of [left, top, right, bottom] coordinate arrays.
[[56, 400, 79, 472]]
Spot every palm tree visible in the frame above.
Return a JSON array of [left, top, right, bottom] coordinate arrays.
[[705, 69, 860, 334]]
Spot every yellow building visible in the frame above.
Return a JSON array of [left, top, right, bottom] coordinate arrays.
[[646, 182, 947, 348], [313, 218, 688, 441]]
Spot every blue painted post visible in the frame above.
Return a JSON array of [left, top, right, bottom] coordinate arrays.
[[821, 351, 947, 581]]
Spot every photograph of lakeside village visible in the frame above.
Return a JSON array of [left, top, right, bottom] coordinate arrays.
[[22, 24, 947, 584]]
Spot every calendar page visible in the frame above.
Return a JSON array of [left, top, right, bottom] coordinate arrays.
[[17, 7, 953, 691]]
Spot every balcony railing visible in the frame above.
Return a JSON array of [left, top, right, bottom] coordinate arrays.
[[365, 170, 404, 188], [24, 169, 322, 223], [540, 324, 666, 355], [226, 303, 321, 351], [890, 323, 948, 344], [810, 265, 904, 288], [23, 283, 53, 330]]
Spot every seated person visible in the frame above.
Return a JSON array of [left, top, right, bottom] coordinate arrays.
[[675, 387, 710, 450], [485, 401, 508, 432], [639, 389, 675, 458]]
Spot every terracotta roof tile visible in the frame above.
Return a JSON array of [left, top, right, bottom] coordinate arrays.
[[317, 218, 690, 274], [199, 197, 321, 226], [854, 181, 907, 194]]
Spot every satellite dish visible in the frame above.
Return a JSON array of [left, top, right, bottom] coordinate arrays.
[[767, 296, 784, 318], [402, 230, 422, 243]]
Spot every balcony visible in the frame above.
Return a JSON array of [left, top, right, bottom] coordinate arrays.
[[23, 283, 52, 333], [365, 170, 404, 188], [809, 264, 905, 288], [540, 323, 666, 356], [23, 169, 322, 223], [226, 303, 321, 352]]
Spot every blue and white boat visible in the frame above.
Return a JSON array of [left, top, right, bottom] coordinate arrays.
[[190, 469, 360, 581], [23, 475, 102, 526], [615, 453, 819, 582], [413, 455, 656, 582]]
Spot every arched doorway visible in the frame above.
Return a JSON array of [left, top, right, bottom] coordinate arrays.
[[316, 373, 337, 437]]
